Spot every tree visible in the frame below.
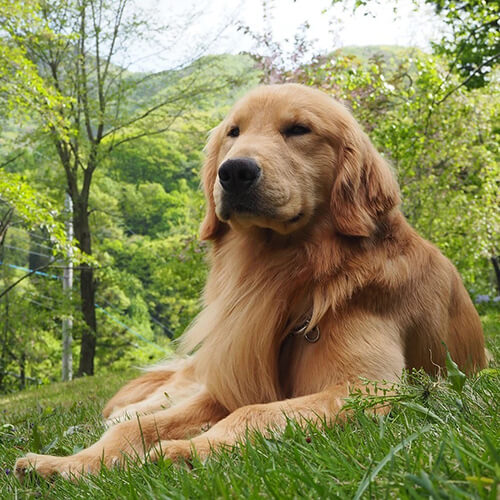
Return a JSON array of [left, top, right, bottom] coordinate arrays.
[[331, 0, 499, 89], [1, 0, 246, 375], [425, 0, 499, 89]]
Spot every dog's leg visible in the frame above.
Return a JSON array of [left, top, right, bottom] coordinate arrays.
[[104, 366, 203, 425], [102, 369, 175, 419], [102, 358, 194, 420], [104, 382, 202, 427], [14, 390, 228, 481], [151, 381, 396, 463]]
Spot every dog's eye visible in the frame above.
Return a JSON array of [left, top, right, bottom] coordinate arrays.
[[228, 126, 240, 137], [284, 124, 311, 137]]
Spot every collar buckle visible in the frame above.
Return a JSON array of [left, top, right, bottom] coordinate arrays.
[[290, 318, 320, 343]]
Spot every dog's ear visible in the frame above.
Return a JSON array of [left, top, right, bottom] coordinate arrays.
[[200, 126, 227, 241], [330, 124, 400, 237]]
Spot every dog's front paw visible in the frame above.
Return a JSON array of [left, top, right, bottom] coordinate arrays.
[[151, 438, 213, 465], [16, 453, 80, 481], [14, 452, 122, 482]]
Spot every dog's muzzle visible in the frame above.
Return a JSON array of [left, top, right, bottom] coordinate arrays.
[[218, 157, 263, 219]]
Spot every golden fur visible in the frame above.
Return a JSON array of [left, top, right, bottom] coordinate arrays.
[[15, 84, 486, 480]]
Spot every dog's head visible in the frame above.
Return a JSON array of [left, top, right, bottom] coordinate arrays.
[[200, 84, 400, 240]]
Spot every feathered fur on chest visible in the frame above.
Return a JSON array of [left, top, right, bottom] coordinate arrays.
[[179, 226, 371, 411]]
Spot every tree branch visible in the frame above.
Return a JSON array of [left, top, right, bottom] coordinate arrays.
[[106, 111, 185, 151], [102, 0, 126, 85], [435, 53, 500, 105], [0, 208, 14, 248], [78, 4, 95, 144], [0, 152, 25, 169], [101, 90, 192, 141], [0, 259, 56, 300]]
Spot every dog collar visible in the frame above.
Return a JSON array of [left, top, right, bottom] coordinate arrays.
[[290, 318, 320, 343]]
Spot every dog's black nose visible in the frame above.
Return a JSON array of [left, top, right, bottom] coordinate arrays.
[[218, 158, 261, 193]]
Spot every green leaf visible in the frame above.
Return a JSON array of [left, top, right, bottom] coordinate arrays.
[[31, 422, 43, 454], [445, 350, 467, 394]]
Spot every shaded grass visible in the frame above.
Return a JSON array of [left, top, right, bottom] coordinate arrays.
[[1, 308, 498, 499]]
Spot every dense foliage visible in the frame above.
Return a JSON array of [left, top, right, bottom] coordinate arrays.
[[0, 0, 498, 392]]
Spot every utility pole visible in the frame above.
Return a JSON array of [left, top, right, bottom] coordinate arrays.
[[62, 192, 73, 381]]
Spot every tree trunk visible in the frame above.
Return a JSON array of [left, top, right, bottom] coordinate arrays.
[[74, 200, 97, 376], [0, 286, 8, 391], [78, 263, 97, 375], [492, 256, 500, 295], [19, 352, 25, 390]]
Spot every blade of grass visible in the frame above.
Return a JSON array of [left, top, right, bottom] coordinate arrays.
[[354, 423, 433, 500]]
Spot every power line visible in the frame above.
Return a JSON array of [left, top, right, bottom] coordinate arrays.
[[0, 260, 169, 353], [1, 232, 177, 332], [1, 254, 174, 336], [96, 305, 168, 353], [9, 216, 185, 337], [97, 294, 175, 339], [4, 244, 53, 259], [25, 289, 63, 304], [8, 227, 54, 245], [149, 314, 175, 339], [0, 259, 60, 280], [25, 296, 55, 311], [7, 228, 55, 249]]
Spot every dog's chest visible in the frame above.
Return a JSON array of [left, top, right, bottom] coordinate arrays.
[[278, 332, 330, 398]]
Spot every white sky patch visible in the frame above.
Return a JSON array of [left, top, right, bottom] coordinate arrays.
[[126, 0, 442, 72]]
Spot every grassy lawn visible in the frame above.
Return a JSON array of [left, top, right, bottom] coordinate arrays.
[[1, 306, 498, 499]]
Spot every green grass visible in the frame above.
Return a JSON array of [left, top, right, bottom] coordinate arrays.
[[1, 307, 498, 499]]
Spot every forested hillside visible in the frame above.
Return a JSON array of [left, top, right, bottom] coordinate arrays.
[[0, 0, 498, 394]]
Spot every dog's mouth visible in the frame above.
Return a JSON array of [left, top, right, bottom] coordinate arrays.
[[215, 184, 308, 233], [287, 212, 304, 223], [218, 191, 273, 221], [220, 201, 305, 227], [220, 203, 269, 221], [234, 203, 255, 214]]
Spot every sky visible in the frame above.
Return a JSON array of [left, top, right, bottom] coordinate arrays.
[[127, 0, 441, 72]]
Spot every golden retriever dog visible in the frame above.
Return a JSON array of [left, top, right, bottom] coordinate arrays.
[[15, 83, 487, 480]]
